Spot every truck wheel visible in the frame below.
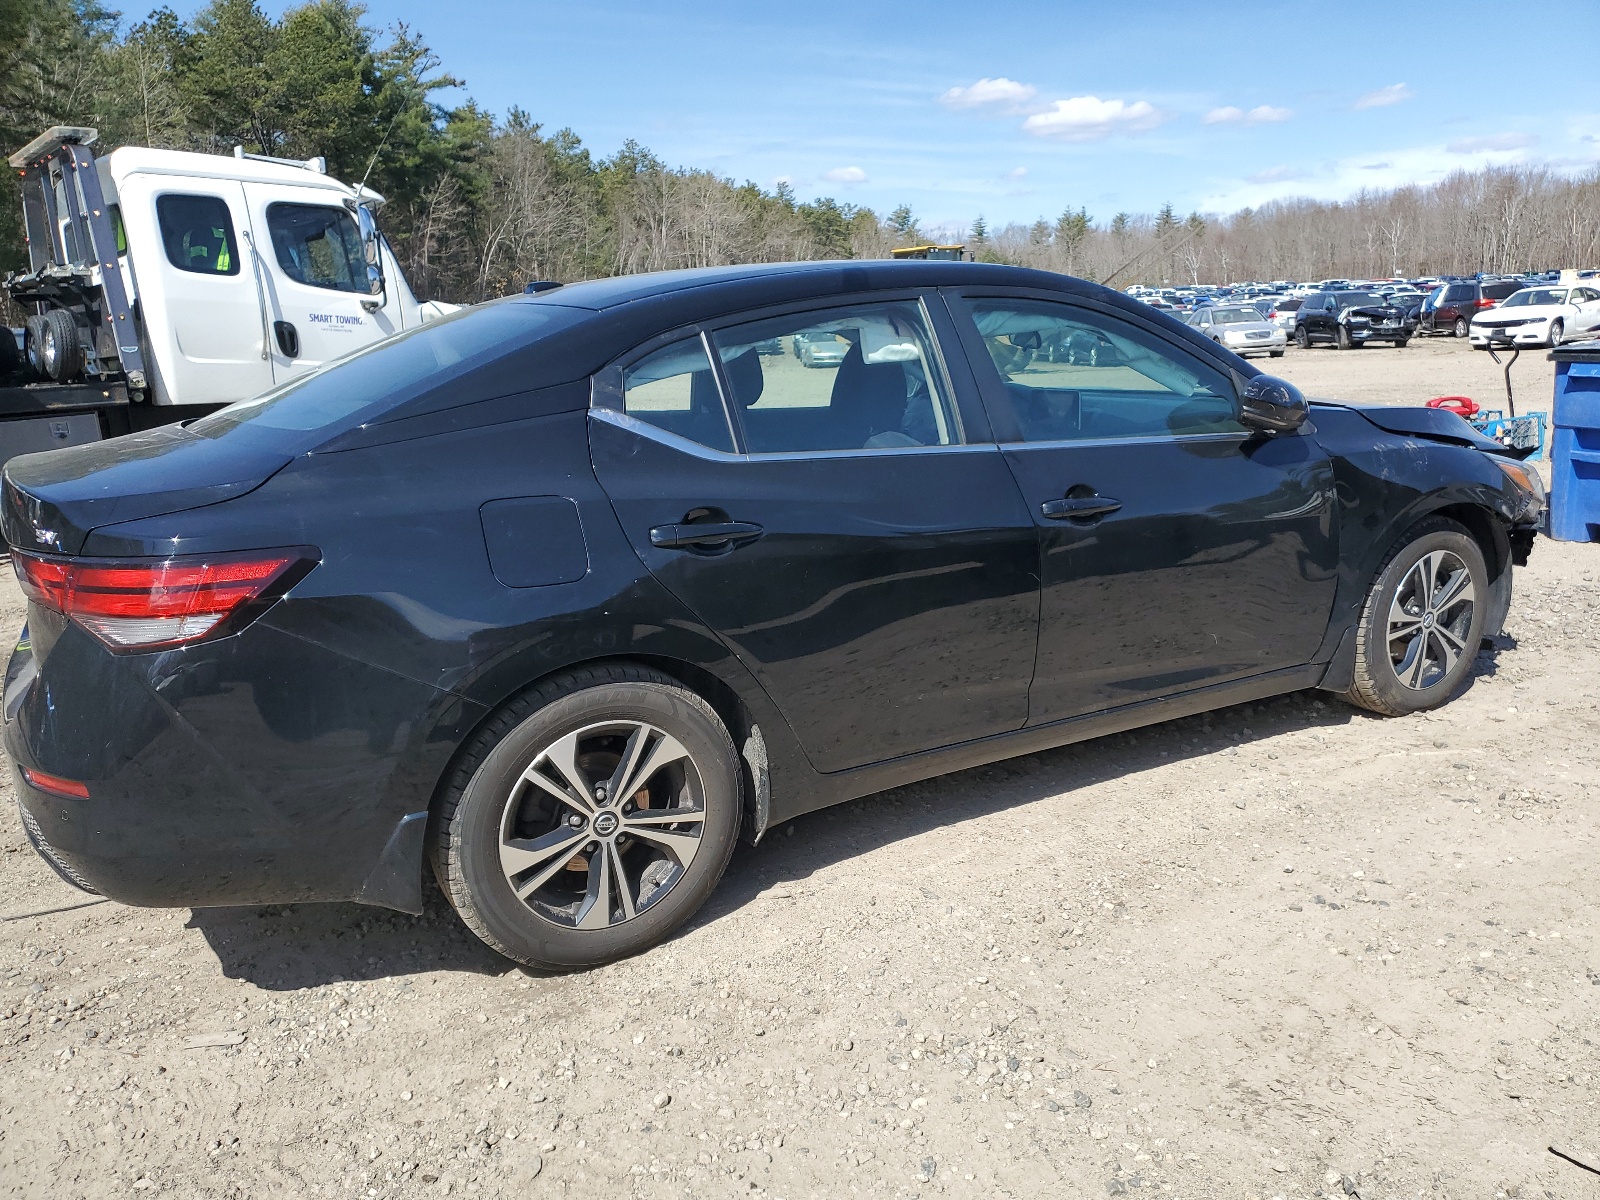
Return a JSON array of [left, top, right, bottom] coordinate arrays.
[[434, 664, 743, 971], [0, 326, 20, 377], [1342, 517, 1487, 717], [40, 310, 83, 382], [23, 315, 47, 378]]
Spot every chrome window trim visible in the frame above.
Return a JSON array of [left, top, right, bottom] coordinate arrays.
[[590, 406, 995, 462], [998, 430, 1251, 451]]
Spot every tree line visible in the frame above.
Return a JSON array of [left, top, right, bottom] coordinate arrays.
[[1, 0, 1595, 304]]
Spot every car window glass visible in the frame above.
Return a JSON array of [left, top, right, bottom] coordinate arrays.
[[620, 337, 734, 453], [266, 202, 369, 293], [966, 298, 1242, 442], [156, 193, 239, 276], [711, 301, 957, 453]]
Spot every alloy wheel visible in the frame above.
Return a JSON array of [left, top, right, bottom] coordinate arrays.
[[497, 720, 706, 930], [1387, 550, 1476, 692]]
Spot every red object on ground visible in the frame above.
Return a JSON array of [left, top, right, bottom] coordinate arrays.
[[1427, 396, 1480, 417]]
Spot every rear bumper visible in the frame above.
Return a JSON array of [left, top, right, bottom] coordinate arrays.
[[4, 606, 471, 912]]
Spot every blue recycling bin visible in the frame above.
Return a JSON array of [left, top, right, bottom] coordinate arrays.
[[1548, 344, 1600, 542]]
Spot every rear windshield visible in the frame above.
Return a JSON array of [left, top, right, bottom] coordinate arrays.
[[1483, 282, 1526, 299], [190, 300, 584, 447]]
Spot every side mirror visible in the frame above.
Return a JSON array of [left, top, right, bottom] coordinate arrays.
[[1239, 375, 1309, 434], [356, 205, 385, 306], [1012, 331, 1042, 351]]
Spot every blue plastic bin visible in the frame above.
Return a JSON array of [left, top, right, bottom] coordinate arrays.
[[1548, 345, 1600, 543]]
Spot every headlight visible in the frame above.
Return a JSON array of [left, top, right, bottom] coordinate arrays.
[[1495, 458, 1546, 519]]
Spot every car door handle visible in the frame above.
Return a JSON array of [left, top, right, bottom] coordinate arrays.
[[1040, 496, 1122, 520], [649, 521, 764, 549], [274, 320, 299, 358]]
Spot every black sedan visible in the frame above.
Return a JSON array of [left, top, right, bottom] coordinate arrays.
[[1, 261, 1544, 971]]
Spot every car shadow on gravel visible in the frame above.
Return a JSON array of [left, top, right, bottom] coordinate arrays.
[[185, 647, 1509, 987], [186, 888, 512, 991], [696, 650, 1505, 923]]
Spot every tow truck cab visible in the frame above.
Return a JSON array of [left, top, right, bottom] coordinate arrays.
[[0, 126, 449, 467]]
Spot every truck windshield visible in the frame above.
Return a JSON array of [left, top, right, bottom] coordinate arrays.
[[190, 300, 585, 445]]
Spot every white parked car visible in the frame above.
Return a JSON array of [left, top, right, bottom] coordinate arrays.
[[1470, 284, 1600, 349], [1185, 304, 1287, 358]]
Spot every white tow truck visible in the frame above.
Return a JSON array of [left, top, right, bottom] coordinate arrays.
[[0, 125, 452, 463]]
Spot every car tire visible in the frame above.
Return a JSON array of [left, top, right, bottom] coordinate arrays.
[[1342, 517, 1487, 717], [1472, 343, 1489, 351], [1295, 326, 1310, 349], [434, 664, 743, 971], [1394, 339, 1408, 349], [1549, 320, 1564, 348], [1335, 325, 1352, 350], [1453, 317, 1469, 338], [1269, 350, 1284, 358]]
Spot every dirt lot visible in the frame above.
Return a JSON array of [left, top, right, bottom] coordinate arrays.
[[1, 336, 1596, 1200]]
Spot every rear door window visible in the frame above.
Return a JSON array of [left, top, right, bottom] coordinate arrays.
[[156, 193, 239, 276], [710, 301, 959, 453], [619, 337, 735, 453]]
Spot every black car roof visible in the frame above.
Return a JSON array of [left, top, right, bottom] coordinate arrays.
[[511, 259, 1099, 313]]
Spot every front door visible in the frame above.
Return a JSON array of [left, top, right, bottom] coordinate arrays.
[[240, 183, 402, 384], [117, 175, 274, 404], [590, 296, 1040, 773], [949, 291, 1340, 724]]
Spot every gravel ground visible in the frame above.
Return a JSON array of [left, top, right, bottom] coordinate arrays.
[[1, 337, 1596, 1200]]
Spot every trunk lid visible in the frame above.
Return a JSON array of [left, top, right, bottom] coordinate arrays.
[[2, 424, 292, 556]]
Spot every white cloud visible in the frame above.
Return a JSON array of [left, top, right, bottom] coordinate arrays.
[[1204, 104, 1292, 125], [1247, 165, 1312, 184], [939, 77, 1037, 111], [1022, 96, 1165, 141], [1354, 83, 1414, 110], [821, 165, 867, 184], [1005, 166, 1028, 180], [1446, 132, 1538, 153]]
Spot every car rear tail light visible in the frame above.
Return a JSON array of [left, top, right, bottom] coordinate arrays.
[[1475, 297, 1496, 307], [12, 549, 315, 651], [21, 767, 90, 798]]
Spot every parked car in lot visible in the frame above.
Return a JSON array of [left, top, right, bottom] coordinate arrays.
[[1420, 279, 1527, 338], [1186, 304, 1286, 358], [793, 330, 848, 367], [1, 261, 1544, 971], [1266, 296, 1302, 335], [1469, 283, 1600, 349], [1293, 289, 1412, 348]]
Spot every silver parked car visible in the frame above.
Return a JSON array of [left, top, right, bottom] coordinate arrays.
[[1187, 304, 1287, 358], [793, 330, 849, 368]]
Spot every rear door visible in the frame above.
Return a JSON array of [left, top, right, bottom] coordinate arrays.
[[240, 183, 401, 383], [590, 295, 1041, 773], [116, 174, 273, 404], [947, 289, 1340, 723]]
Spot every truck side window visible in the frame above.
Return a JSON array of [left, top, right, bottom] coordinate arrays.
[[266, 203, 368, 293], [156, 194, 239, 276]]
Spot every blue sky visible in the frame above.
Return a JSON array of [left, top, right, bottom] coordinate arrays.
[[245, 1, 1599, 233]]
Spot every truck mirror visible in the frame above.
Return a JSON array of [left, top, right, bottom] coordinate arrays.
[[356, 205, 385, 305], [356, 205, 381, 266]]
